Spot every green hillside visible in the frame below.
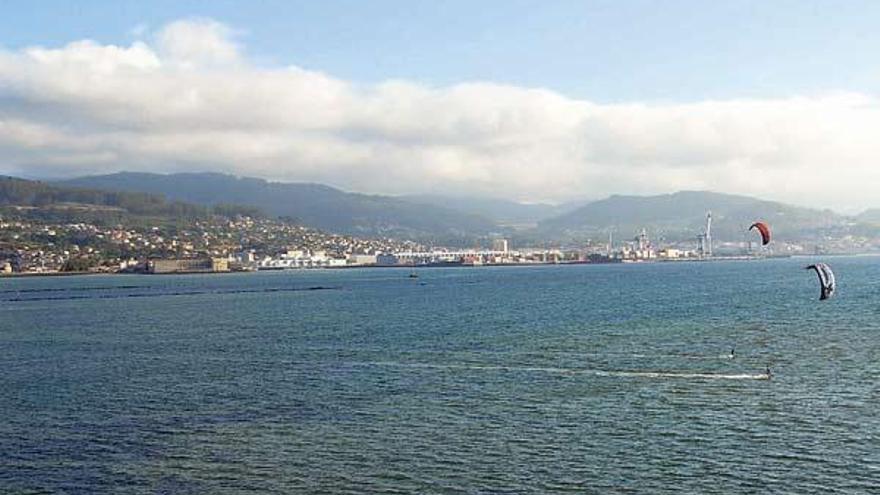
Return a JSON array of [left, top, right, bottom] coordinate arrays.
[[538, 191, 846, 241], [60, 172, 503, 242]]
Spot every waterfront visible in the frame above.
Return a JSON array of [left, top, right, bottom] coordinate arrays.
[[2, 258, 879, 493]]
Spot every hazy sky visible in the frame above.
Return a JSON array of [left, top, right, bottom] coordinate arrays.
[[1, 1, 879, 211]]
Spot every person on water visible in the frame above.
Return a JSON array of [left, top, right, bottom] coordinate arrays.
[[729, 347, 735, 359], [765, 366, 772, 379]]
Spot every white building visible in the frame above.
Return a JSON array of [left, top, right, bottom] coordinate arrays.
[[492, 239, 510, 253], [260, 249, 346, 269]]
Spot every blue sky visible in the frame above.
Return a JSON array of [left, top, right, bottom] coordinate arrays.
[[1, 2, 879, 210], [3, 0, 879, 102]]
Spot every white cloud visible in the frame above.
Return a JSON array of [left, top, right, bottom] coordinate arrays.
[[155, 18, 242, 68], [1, 18, 879, 211]]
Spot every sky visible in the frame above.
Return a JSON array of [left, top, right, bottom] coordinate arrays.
[[1, 0, 879, 211]]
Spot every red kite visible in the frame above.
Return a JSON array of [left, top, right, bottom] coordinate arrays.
[[749, 221, 771, 245]]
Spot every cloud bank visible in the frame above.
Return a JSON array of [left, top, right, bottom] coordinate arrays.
[[1, 18, 878, 210]]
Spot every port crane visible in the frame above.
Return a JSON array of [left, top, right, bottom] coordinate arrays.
[[697, 211, 712, 258]]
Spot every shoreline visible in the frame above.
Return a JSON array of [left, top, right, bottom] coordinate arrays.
[[0, 270, 110, 278], [5, 252, 876, 279], [0, 254, 823, 279]]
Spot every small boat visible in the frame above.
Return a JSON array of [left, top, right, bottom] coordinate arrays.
[[408, 272, 419, 279]]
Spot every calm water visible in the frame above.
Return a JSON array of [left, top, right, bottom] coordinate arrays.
[[2, 258, 879, 494]]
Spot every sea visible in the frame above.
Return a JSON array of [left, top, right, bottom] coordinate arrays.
[[1, 257, 878, 494]]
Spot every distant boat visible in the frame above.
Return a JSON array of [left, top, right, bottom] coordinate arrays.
[[408, 272, 419, 279]]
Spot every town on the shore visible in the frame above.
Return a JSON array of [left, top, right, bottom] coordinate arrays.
[[3, 210, 871, 276]]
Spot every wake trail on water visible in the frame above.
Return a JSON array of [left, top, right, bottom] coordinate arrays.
[[550, 351, 739, 361], [352, 361, 770, 380], [596, 371, 769, 380], [323, 348, 747, 362]]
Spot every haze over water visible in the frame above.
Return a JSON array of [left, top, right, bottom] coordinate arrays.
[[2, 257, 879, 493]]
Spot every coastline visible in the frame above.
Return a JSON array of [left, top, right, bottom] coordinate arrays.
[[9, 251, 879, 280], [0, 254, 807, 279]]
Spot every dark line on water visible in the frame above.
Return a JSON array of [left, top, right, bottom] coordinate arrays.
[[0, 286, 342, 302], [0, 285, 144, 294]]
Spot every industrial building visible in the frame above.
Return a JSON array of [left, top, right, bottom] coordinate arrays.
[[146, 258, 229, 274]]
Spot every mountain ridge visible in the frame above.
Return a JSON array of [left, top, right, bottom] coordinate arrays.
[[537, 190, 846, 241], [55, 172, 874, 244], [59, 172, 503, 243], [399, 193, 581, 226]]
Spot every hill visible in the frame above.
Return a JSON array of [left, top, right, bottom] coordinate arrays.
[[856, 209, 880, 224], [537, 191, 846, 241], [59, 172, 501, 242], [53, 174, 868, 245], [1, 175, 260, 225], [400, 194, 579, 227]]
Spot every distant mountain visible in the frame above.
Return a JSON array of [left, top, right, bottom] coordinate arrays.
[[55, 174, 865, 245], [60, 172, 501, 242], [856, 209, 880, 224], [538, 190, 845, 241], [400, 194, 581, 227]]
